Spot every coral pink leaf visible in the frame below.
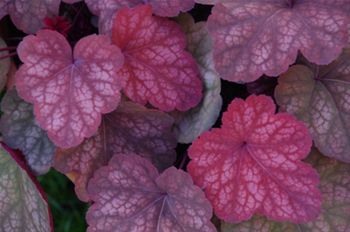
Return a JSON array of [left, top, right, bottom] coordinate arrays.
[[0, 143, 52, 232], [54, 101, 177, 202], [15, 30, 124, 148], [112, 5, 202, 111], [208, 0, 350, 83], [275, 49, 350, 163], [1, 0, 62, 34], [86, 154, 216, 232], [221, 149, 350, 231], [85, 0, 195, 34], [188, 95, 321, 223]]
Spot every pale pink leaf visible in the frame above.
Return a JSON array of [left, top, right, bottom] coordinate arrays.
[[15, 30, 124, 148], [188, 95, 321, 223], [86, 154, 216, 232]]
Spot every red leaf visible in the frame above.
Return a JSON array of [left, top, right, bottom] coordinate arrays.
[[188, 95, 321, 223], [15, 30, 124, 148], [86, 154, 216, 232], [85, 0, 195, 34], [43, 16, 71, 37], [54, 101, 177, 202], [112, 5, 202, 111], [208, 1, 350, 82]]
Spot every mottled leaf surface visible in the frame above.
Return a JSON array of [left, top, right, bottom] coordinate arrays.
[[275, 49, 350, 163], [0, 36, 10, 91], [173, 14, 222, 143], [0, 0, 61, 34], [221, 149, 350, 232], [85, 0, 195, 34], [86, 154, 216, 232], [54, 101, 177, 202], [112, 5, 202, 111], [0, 89, 55, 175], [188, 95, 321, 223], [0, 143, 52, 232], [208, 0, 350, 82], [15, 30, 124, 148]]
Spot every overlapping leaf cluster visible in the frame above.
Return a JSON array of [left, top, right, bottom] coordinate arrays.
[[0, 0, 349, 231]]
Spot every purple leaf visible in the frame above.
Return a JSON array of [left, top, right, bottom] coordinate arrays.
[[275, 49, 350, 163], [54, 101, 177, 202], [86, 154, 216, 232], [208, 0, 350, 83]]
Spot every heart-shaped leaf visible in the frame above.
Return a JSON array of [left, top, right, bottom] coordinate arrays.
[[85, 0, 195, 34], [188, 95, 321, 223], [15, 30, 124, 148], [173, 14, 222, 143], [86, 154, 216, 232], [0, 89, 56, 175], [275, 49, 350, 163], [0, 143, 52, 231], [54, 101, 177, 202], [111, 5, 202, 111], [207, 0, 350, 82], [221, 149, 350, 232]]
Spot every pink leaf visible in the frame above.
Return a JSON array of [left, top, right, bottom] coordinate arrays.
[[222, 149, 350, 231], [54, 101, 177, 202], [85, 0, 195, 34], [112, 5, 202, 111], [0, 0, 61, 34], [208, 1, 350, 82], [15, 30, 124, 148], [86, 154, 216, 232], [188, 95, 321, 223]]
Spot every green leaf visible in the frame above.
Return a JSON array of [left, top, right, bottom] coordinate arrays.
[[0, 37, 10, 91], [173, 14, 222, 143], [0, 143, 52, 231]]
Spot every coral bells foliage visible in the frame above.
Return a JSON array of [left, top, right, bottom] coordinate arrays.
[[188, 95, 321, 223], [1, 0, 350, 231]]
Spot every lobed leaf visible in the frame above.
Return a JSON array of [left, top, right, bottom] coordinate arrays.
[[15, 30, 124, 148], [173, 14, 222, 143], [188, 95, 321, 223], [112, 5, 202, 112], [221, 149, 350, 232], [0, 143, 52, 232], [85, 0, 195, 34], [207, 0, 350, 83], [275, 49, 350, 163], [0, 89, 56, 175], [86, 154, 216, 232], [54, 101, 177, 202]]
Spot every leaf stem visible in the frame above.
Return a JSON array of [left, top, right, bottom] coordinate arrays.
[[0, 52, 17, 60], [179, 152, 188, 170], [0, 46, 16, 52]]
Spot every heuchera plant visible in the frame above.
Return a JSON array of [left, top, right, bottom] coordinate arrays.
[[0, 0, 349, 231]]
